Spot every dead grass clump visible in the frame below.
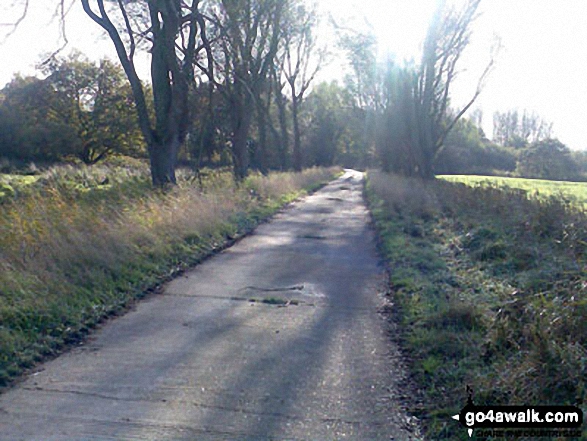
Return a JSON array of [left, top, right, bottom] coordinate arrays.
[[246, 167, 341, 201], [367, 170, 439, 220]]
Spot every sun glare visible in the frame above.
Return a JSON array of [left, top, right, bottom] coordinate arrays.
[[317, 0, 439, 63], [367, 0, 438, 62]]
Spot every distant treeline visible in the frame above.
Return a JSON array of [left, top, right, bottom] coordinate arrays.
[[0, 53, 369, 174], [436, 111, 587, 181], [1, 56, 584, 183]]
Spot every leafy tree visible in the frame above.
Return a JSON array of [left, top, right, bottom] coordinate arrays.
[[303, 82, 346, 167], [412, 0, 494, 178], [0, 75, 78, 162], [0, 55, 144, 165], [571, 151, 587, 179], [339, 105, 377, 169], [337, 29, 380, 168], [270, 62, 291, 170], [375, 62, 420, 175], [337, 30, 378, 110], [299, 80, 372, 169], [517, 139, 579, 181], [374, 0, 495, 178], [42, 54, 144, 164], [184, 83, 231, 168], [435, 117, 516, 175]]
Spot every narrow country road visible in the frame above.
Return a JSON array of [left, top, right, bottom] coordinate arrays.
[[0, 170, 420, 440]]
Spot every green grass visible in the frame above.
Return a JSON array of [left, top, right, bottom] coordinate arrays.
[[0, 162, 341, 387], [440, 174, 587, 208], [366, 171, 587, 440], [0, 175, 41, 199]]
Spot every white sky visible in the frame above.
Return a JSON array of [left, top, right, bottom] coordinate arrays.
[[1, 0, 586, 150]]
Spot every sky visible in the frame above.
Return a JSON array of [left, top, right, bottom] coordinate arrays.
[[0, 0, 586, 150]]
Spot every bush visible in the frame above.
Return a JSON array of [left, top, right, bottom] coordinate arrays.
[[516, 138, 580, 181]]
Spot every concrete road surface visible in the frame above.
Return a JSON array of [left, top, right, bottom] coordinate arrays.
[[0, 170, 421, 440]]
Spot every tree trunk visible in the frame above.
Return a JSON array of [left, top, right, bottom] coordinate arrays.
[[231, 100, 252, 181], [256, 105, 268, 174], [149, 136, 180, 186], [275, 88, 290, 170], [292, 98, 302, 172], [416, 157, 435, 179]]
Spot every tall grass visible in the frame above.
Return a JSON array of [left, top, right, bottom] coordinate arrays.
[[0, 163, 340, 386], [366, 170, 587, 439]]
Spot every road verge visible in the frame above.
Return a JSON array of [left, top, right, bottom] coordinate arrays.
[[0, 166, 340, 388]]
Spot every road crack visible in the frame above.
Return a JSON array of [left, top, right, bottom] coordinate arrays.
[[21, 386, 366, 426], [239, 285, 305, 293]]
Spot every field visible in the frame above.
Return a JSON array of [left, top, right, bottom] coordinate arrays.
[[367, 171, 587, 440], [0, 161, 340, 387], [440, 174, 587, 209]]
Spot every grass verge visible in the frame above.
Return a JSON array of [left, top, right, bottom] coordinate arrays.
[[0, 164, 341, 387], [366, 170, 587, 440]]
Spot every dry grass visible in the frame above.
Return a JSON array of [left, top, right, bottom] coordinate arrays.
[[366, 170, 587, 440], [245, 167, 338, 200], [0, 163, 340, 386]]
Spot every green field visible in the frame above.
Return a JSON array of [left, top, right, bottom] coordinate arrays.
[[439, 174, 587, 208]]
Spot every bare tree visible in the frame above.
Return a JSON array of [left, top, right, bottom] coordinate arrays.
[[0, 0, 30, 41], [493, 109, 553, 147], [281, 2, 325, 171], [469, 108, 483, 129], [271, 60, 290, 169], [337, 30, 378, 111], [197, 0, 284, 180], [493, 109, 519, 146], [414, 0, 496, 178], [81, 0, 210, 186]]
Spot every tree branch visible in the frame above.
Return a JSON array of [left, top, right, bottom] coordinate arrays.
[[0, 0, 29, 41], [81, 0, 154, 146]]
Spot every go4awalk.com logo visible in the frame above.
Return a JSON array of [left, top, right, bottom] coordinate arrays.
[[452, 389, 583, 438]]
